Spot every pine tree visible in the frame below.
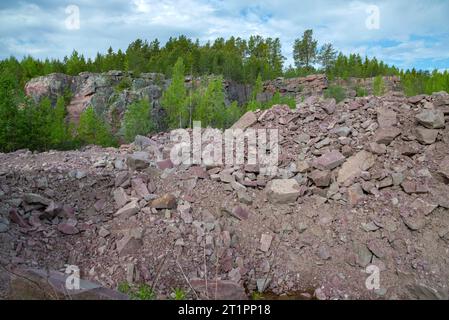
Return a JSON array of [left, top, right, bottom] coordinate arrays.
[[225, 101, 242, 128], [49, 97, 70, 148], [122, 99, 155, 143], [161, 57, 188, 129], [318, 43, 337, 72], [373, 75, 386, 96], [193, 77, 226, 128], [0, 72, 20, 152], [77, 107, 115, 147], [293, 29, 318, 70]]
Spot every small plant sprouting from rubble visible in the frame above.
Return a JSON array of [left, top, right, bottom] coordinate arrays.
[[118, 282, 156, 300], [251, 292, 264, 300], [172, 288, 187, 300]]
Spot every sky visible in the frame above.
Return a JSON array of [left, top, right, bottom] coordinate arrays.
[[1, 0, 448, 71]]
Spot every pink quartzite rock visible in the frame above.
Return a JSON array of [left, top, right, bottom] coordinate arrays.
[[313, 150, 346, 171]]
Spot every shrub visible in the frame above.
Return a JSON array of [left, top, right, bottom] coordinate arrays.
[[324, 85, 346, 103], [115, 77, 132, 93], [373, 75, 386, 96], [355, 86, 368, 97]]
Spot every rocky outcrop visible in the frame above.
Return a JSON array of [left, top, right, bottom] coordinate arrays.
[[331, 76, 402, 97], [25, 71, 169, 131], [259, 74, 328, 103]]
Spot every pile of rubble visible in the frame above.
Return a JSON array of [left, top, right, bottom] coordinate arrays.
[[1, 90, 449, 300], [259, 74, 328, 103]]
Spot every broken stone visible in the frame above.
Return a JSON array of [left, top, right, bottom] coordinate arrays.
[[23, 193, 51, 206], [126, 152, 150, 171], [377, 176, 393, 189], [368, 142, 387, 155], [373, 127, 401, 145], [392, 172, 404, 186], [0, 220, 9, 233], [416, 127, 439, 145], [438, 156, 449, 180], [98, 227, 110, 238], [9, 209, 29, 228], [309, 170, 331, 187], [296, 160, 310, 173], [354, 243, 373, 267], [377, 108, 397, 128], [131, 178, 150, 199], [188, 166, 209, 179], [8, 268, 129, 300], [114, 200, 140, 217], [333, 127, 351, 137], [410, 198, 438, 216], [178, 203, 193, 224], [415, 109, 445, 129], [116, 236, 143, 257], [157, 159, 174, 170], [265, 179, 301, 204], [151, 193, 177, 209], [231, 111, 257, 130], [260, 234, 273, 252], [347, 183, 364, 206], [296, 133, 311, 144], [402, 215, 427, 231], [115, 172, 129, 187], [113, 187, 129, 208], [237, 190, 252, 205], [312, 150, 346, 171], [57, 223, 80, 235], [361, 221, 380, 232], [134, 135, 153, 150], [315, 137, 331, 149], [190, 279, 247, 300], [321, 98, 336, 114], [231, 206, 251, 220], [337, 151, 375, 184]]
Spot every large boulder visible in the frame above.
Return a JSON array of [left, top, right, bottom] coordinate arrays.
[[415, 109, 445, 129]]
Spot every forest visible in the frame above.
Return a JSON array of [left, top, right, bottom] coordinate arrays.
[[1, 30, 449, 153]]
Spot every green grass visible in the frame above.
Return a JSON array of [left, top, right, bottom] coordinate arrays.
[[251, 292, 264, 300], [131, 284, 156, 300], [172, 288, 187, 300], [117, 282, 156, 300], [117, 282, 131, 294]]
